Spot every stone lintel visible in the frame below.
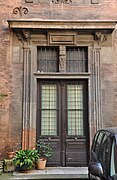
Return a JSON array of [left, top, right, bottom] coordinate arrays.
[[34, 72, 90, 79], [8, 20, 116, 30]]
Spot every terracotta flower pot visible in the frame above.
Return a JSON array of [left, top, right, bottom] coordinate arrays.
[[36, 158, 47, 170], [7, 151, 15, 159]]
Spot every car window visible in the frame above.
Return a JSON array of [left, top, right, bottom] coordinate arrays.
[[91, 131, 105, 162], [100, 138, 108, 164], [94, 132, 104, 155], [98, 133, 111, 176], [101, 134, 107, 144], [91, 131, 100, 151]]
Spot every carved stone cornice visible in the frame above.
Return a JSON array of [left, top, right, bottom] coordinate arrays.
[[8, 20, 116, 30], [52, 0, 72, 4], [95, 32, 107, 45]]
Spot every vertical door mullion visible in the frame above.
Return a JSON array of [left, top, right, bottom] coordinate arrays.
[[60, 80, 66, 166], [36, 81, 41, 140]]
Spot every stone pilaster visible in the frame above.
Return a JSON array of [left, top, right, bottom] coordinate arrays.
[[22, 44, 31, 150], [15, 30, 36, 150], [90, 47, 103, 138]]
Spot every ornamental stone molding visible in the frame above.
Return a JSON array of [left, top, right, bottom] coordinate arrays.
[[25, 0, 33, 2], [91, 0, 98, 4], [15, 30, 31, 44], [22, 30, 31, 40], [59, 46, 66, 72], [15, 31, 24, 44], [52, 0, 72, 4], [95, 32, 107, 45], [24, 0, 99, 4], [13, 6, 28, 18]]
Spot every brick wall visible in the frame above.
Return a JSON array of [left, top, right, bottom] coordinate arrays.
[[0, 0, 117, 159]]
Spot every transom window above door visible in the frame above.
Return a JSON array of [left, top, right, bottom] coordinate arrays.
[[66, 47, 88, 72], [37, 46, 88, 73], [37, 47, 59, 72]]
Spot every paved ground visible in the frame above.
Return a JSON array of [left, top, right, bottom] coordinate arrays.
[[0, 167, 89, 180]]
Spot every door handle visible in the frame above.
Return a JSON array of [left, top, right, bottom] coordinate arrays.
[[48, 137, 51, 141], [64, 130, 67, 134]]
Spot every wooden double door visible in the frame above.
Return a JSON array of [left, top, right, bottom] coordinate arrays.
[[37, 79, 89, 166]]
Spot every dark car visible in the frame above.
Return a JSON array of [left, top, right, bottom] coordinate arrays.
[[88, 127, 117, 180]]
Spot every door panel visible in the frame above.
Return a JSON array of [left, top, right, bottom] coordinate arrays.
[[38, 138, 61, 166], [37, 80, 89, 166], [65, 81, 88, 166], [37, 81, 61, 166], [66, 139, 87, 166]]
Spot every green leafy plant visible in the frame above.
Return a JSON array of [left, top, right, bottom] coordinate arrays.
[[13, 149, 39, 171], [36, 141, 53, 160]]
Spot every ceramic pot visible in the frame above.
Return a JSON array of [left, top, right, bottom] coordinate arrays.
[[36, 158, 47, 170], [7, 151, 15, 159]]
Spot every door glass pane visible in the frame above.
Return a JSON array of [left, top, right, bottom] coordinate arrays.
[[41, 84, 57, 135], [67, 84, 84, 135]]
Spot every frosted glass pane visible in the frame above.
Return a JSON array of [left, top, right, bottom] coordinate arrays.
[[67, 84, 84, 135], [41, 84, 57, 135], [67, 85, 83, 109]]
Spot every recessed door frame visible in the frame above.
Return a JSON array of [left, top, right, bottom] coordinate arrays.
[[36, 79, 89, 166]]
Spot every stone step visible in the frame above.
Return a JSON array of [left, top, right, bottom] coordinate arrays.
[[10, 167, 88, 180]]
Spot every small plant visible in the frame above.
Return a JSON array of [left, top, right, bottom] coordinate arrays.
[[13, 149, 39, 171], [36, 141, 53, 160]]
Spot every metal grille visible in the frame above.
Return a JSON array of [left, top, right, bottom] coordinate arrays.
[[41, 84, 57, 135], [66, 47, 88, 72], [37, 47, 59, 72], [67, 84, 84, 135]]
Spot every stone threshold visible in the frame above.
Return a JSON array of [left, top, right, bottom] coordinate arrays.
[[11, 167, 88, 179]]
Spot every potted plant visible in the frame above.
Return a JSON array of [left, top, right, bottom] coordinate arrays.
[[13, 149, 39, 172], [35, 141, 53, 170]]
